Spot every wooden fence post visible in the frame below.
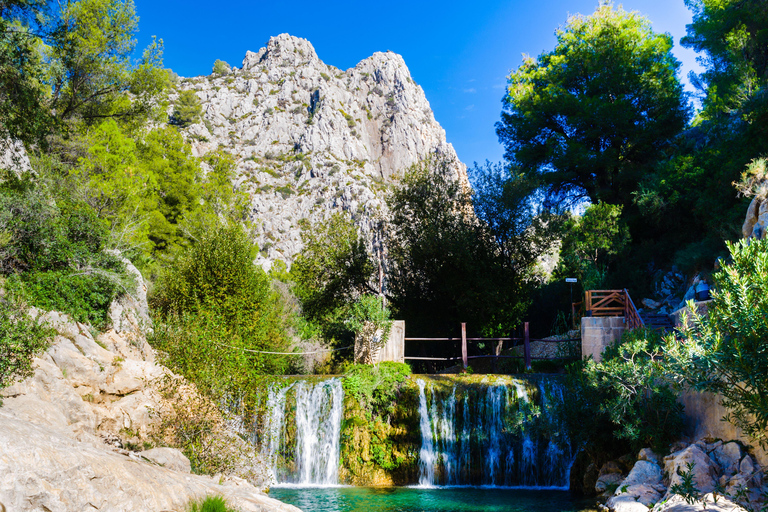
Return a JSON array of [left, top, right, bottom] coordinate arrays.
[[461, 323, 467, 369], [524, 322, 531, 370]]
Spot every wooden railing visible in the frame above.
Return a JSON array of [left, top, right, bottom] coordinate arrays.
[[404, 322, 579, 371], [585, 289, 644, 330]]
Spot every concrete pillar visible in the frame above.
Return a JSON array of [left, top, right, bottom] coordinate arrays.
[[581, 316, 625, 363]]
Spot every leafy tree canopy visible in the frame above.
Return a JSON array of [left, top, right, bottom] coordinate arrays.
[[290, 212, 375, 336], [0, 0, 169, 146], [683, 0, 768, 122], [497, 3, 690, 210], [387, 158, 538, 336]]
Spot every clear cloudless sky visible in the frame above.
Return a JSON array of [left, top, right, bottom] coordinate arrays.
[[132, 0, 703, 168]]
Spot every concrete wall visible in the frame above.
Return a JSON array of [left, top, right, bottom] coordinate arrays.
[[680, 388, 768, 467], [581, 316, 625, 362]]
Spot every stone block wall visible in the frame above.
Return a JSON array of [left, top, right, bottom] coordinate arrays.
[[581, 316, 626, 362]]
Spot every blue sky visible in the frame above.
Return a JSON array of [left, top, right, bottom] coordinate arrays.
[[133, 0, 702, 168]]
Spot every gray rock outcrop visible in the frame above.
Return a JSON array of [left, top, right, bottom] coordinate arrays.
[[0, 264, 292, 511], [0, 412, 299, 512], [173, 33, 468, 269], [604, 442, 763, 512], [743, 196, 768, 240]]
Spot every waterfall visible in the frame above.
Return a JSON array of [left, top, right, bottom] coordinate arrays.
[[261, 378, 344, 486], [417, 379, 436, 486], [416, 376, 574, 488]]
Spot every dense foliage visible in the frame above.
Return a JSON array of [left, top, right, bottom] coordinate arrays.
[[0, 171, 131, 327], [497, 4, 689, 210], [666, 238, 768, 448], [553, 202, 630, 291], [387, 158, 550, 337], [150, 223, 296, 395], [0, 294, 52, 398], [291, 212, 375, 341], [560, 328, 683, 458]]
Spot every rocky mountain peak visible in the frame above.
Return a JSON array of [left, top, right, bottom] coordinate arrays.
[[241, 34, 320, 71], [174, 34, 468, 269]]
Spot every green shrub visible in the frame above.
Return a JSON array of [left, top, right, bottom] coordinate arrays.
[[170, 90, 202, 128], [559, 327, 683, 458], [0, 170, 130, 328], [212, 59, 230, 76], [342, 362, 411, 416], [186, 495, 239, 512], [0, 293, 52, 398], [667, 238, 768, 448], [149, 222, 295, 407]]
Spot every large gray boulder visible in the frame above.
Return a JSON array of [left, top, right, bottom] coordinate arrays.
[[652, 493, 747, 512], [607, 460, 665, 511], [0, 412, 298, 512], [664, 444, 720, 495]]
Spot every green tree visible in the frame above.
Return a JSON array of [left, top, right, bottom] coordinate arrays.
[[71, 121, 240, 267], [47, 0, 169, 125], [387, 158, 528, 336], [666, 238, 768, 448], [150, 221, 294, 382], [682, 0, 768, 123], [291, 212, 375, 337], [170, 89, 202, 128], [497, 4, 690, 210], [212, 59, 230, 76], [554, 202, 630, 290], [0, 0, 53, 146]]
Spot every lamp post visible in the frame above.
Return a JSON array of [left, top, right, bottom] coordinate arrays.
[[566, 278, 577, 330]]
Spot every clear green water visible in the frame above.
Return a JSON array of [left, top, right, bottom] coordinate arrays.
[[269, 487, 598, 512]]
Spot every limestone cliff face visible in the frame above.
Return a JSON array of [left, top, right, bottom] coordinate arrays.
[[174, 33, 468, 268]]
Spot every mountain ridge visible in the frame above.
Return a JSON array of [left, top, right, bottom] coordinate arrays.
[[172, 33, 468, 269]]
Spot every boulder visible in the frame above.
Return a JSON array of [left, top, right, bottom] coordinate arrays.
[[664, 445, 719, 495], [652, 493, 747, 512], [607, 460, 665, 510], [639, 449, 662, 466], [713, 442, 743, 478], [0, 412, 298, 512], [141, 447, 192, 473], [597, 460, 628, 494]]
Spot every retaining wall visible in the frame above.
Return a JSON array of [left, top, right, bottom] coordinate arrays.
[[581, 316, 625, 362]]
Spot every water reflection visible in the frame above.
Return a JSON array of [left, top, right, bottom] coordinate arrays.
[[269, 487, 599, 512]]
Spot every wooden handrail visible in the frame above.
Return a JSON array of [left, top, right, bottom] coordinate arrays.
[[623, 288, 644, 330], [585, 289, 644, 330]]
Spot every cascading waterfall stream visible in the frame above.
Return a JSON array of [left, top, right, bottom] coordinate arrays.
[[261, 375, 574, 489], [416, 377, 575, 489], [261, 378, 344, 486]]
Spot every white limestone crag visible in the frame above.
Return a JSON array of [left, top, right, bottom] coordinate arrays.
[[173, 33, 468, 269]]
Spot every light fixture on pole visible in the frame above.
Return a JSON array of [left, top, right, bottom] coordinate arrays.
[[566, 278, 577, 329]]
